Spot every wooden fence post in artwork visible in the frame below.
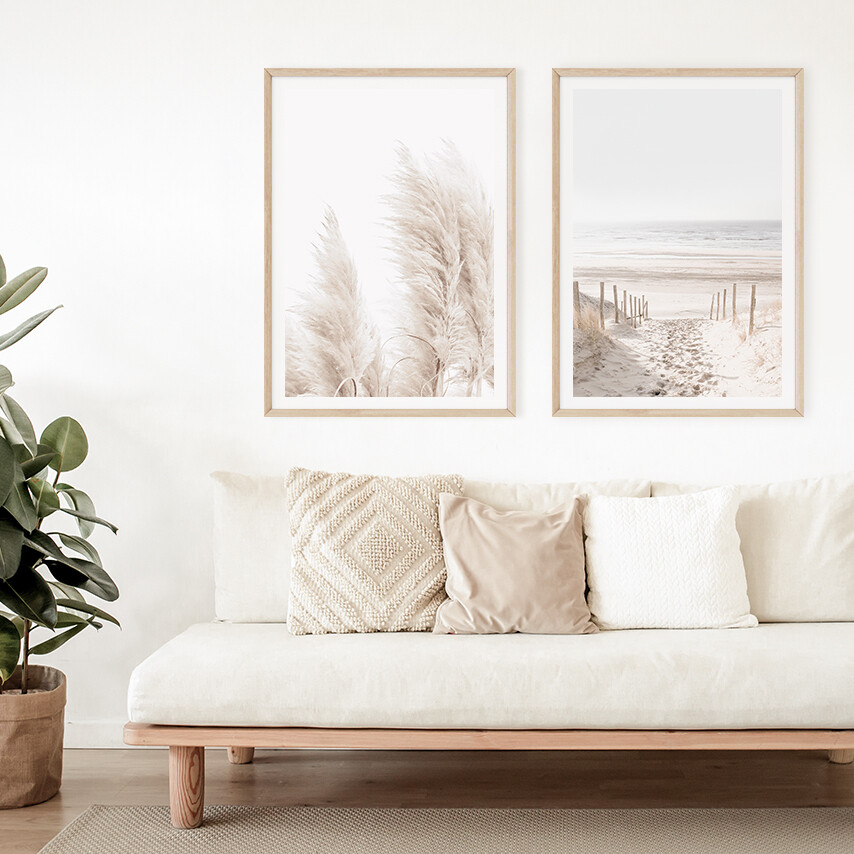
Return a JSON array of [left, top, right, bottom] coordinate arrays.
[[749, 284, 757, 337], [613, 285, 620, 322], [599, 281, 605, 330], [732, 283, 738, 326], [710, 295, 715, 320], [573, 280, 581, 327], [722, 289, 727, 320], [644, 299, 648, 320], [716, 292, 721, 321], [623, 290, 627, 324]]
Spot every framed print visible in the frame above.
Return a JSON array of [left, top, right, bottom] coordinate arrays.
[[265, 68, 516, 416], [553, 69, 803, 416]]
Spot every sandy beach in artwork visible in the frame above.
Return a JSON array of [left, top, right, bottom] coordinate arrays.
[[572, 221, 783, 398]]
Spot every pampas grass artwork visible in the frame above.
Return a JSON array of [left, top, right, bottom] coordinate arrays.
[[285, 142, 495, 399], [285, 208, 385, 397]]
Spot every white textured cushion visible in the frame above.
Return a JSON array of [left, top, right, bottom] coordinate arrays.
[[128, 621, 854, 728], [212, 472, 289, 622], [653, 473, 854, 623], [286, 467, 463, 634], [584, 489, 757, 630], [463, 478, 650, 511], [212, 473, 650, 623]]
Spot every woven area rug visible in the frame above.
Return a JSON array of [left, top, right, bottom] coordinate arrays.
[[38, 805, 854, 853]]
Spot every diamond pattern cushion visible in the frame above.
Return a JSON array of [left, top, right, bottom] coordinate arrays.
[[286, 467, 463, 635], [584, 488, 758, 630]]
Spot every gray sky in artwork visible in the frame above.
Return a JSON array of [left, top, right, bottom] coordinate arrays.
[[571, 88, 783, 222]]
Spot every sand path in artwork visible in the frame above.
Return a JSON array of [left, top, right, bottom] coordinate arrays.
[[572, 313, 782, 398], [629, 319, 720, 396]]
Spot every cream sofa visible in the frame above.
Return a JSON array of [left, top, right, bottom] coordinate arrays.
[[125, 472, 854, 828]]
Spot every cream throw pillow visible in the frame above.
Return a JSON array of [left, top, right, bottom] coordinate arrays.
[[433, 494, 597, 635], [584, 488, 757, 630], [287, 467, 463, 635]]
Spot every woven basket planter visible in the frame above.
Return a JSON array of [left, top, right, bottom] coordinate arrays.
[[0, 665, 66, 808]]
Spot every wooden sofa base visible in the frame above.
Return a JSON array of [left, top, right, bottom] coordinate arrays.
[[123, 723, 854, 829]]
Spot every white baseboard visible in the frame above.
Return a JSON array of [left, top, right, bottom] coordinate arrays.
[[64, 719, 134, 748]]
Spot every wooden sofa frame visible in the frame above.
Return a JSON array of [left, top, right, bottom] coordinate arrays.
[[123, 723, 854, 828]]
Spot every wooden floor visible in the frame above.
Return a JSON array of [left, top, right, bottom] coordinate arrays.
[[1, 748, 852, 853]]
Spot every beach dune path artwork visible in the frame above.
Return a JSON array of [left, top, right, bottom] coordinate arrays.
[[554, 70, 803, 416]]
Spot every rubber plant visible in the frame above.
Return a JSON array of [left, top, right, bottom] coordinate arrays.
[[0, 254, 119, 695]]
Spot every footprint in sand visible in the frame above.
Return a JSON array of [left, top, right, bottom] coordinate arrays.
[[629, 318, 720, 397]]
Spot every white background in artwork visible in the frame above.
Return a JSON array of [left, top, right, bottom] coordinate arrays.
[[270, 76, 508, 407], [570, 86, 783, 222], [0, 0, 851, 745]]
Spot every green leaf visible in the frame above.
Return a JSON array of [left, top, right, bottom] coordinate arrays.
[[0, 517, 24, 581], [0, 564, 57, 628], [55, 611, 97, 628], [26, 532, 118, 601], [0, 256, 5, 289], [56, 486, 96, 538], [55, 597, 119, 627], [27, 477, 60, 517], [45, 559, 119, 602], [20, 445, 55, 479], [1, 395, 36, 454], [29, 623, 85, 655], [4, 467, 38, 533], [54, 532, 102, 566], [0, 306, 61, 352], [59, 506, 117, 535], [0, 267, 48, 315], [0, 614, 20, 682], [48, 580, 84, 602], [0, 612, 27, 637], [40, 417, 88, 473], [0, 439, 16, 507], [0, 366, 13, 395]]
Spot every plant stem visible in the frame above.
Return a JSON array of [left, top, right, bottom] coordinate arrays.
[[22, 620, 30, 694]]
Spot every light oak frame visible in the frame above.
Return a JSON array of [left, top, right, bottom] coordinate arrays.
[[552, 68, 805, 417], [264, 68, 517, 417], [124, 722, 854, 828]]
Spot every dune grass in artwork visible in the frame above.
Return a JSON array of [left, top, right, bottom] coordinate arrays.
[[284, 142, 495, 399]]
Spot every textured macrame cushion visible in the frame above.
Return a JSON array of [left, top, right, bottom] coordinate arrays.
[[584, 488, 757, 630], [286, 467, 463, 635]]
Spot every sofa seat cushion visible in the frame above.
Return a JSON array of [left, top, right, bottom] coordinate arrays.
[[128, 622, 854, 730]]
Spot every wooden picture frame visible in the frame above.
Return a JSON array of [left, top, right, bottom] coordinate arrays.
[[552, 68, 804, 417], [265, 68, 516, 417]]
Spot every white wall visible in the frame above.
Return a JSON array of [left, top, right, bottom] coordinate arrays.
[[0, 0, 851, 746]]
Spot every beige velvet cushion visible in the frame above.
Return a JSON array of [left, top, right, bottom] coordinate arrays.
[[287, 467, 463, 635], [433, 494, 597, 635]]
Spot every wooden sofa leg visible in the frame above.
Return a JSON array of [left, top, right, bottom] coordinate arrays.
[[169, 746, 205, 828], [828, 749, 854, 764], [227, 746, 255, 765]]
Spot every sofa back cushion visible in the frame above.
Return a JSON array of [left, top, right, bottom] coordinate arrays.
[[463, 478, 651, 510], [652, 472, 854, 622], [212, 471, 290, 623], [212, 473, 651, 623]]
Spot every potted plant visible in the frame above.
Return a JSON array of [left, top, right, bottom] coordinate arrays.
[[0, 255, 119, 808]]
